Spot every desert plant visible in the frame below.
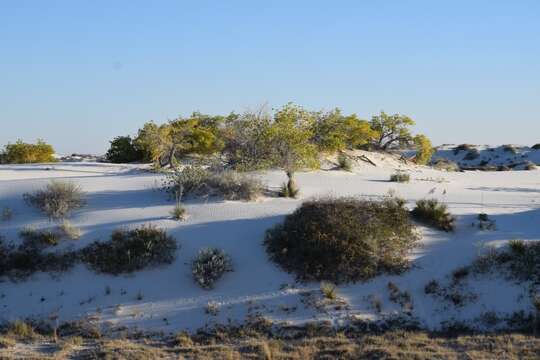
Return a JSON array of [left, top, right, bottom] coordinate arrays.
[[337, 153, 352, 171], [170, 204, 186, 221], [390, 172, 410, 183], [81, 225, 177, 275], [431, 159, 460, 172], [105, 136, 144, 163], [264, 197, 419, 283], [320, 281, 337, 300], [463, 149, 480, 161], [279, 181, 299, 198], [58, 220, 81, 240], [532, 144, 540, 150], [205, 170, 263, 201], [23, 180, 86, 220], [163, 165, 210, 200], [453, 144, 473, 155], [411, 199, 455, 232], [192, 247, 233, 289], [19, 227, 60, 247], [2, 139, 56, 164], [502, 144, 517, 154]]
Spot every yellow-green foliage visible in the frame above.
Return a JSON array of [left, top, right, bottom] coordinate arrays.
[[370, 112, 415, 150], [414, 134, 434, 165], [2, 139, 56, 164]]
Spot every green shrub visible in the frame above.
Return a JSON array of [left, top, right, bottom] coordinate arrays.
[[264, 197, 419, 283], [192, 247, 233, 289], [532, 144, 540, 150], [390, 172, 410, 183], [23, 180, 86, 220], [411, 199, 455, 232], [337, 153, 352, 171], [81, 225, 177, 275], [1, 139, 56, 164], [105, 136, 144, 163]]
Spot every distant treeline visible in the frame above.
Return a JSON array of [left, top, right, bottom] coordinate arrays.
[[105, 103, 434, 169]]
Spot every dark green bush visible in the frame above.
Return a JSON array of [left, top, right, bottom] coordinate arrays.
[[453, 144, 473, 155], [19, 227, 60, 248], [411, 199, 455, 232], [81, 225, 177, 274], [192, 247, 233, 289], [105, 136, 144, 163], [23, 181, 86, 220], [264, 197, 419, 283], [532, 144, 540, 150]]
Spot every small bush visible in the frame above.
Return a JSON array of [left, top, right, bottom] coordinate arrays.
[[7, 320, 36, 339], [390, 172, 410, 183], [502, 145, 517, 154], [411, 199, 455, 232], [424, 280, 440, 295], [24, 181, 86, 220], [58, 220, 81, 240], [432, 159, 460, 172], [264, 197, 419, 283], [19, 227, 60, 248], [1, 207, 12, 221], [320, 281, 337, 300], [192, 247, 233, 289], [170, 204, 187, 221], [82, 225, 177, 275], [532, 144, 540, 150], [279, 181, 300, 198], [2, 139, 56, 164], [164, 166, 263, 201], [337, 153, 352, 172]]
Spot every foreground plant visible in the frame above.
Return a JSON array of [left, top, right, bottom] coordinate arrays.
[[411, 199, 455, 232], [192, 247, 233, 289], [24, 180, 86, 220]]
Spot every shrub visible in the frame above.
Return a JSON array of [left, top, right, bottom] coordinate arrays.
[[7, 320, 36, 339], [337, 153, 352, 171], [19, 227, 60, 248], [1, 207, 12, 221], [23, 181, 86, 220], [164, 166, 263, 201], [411, 199, 455, 232], [431, 159, 460, 172], [2, 139, 56, 164], [192, 247, 233, 289], [170, 204, 186, 221], [320, 281, 337, 300], [58, 220, 82, 240], [279, 181, 299, 198], [502, 145, 517, 154], [532, 144, 540, 150], [390, 172, 410, 183], [82, 225, 177, 275], [264, 197, 419, 283], [205, 171, 263, 201], [105, 136, 143, 163]]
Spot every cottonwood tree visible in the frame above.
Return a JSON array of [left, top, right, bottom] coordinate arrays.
[[370, 111, 415, 150], [413, 134, 434, 165], [268, 103, 318, 197]]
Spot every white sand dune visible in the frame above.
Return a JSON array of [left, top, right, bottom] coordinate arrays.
[[0, 159, 539, 332]]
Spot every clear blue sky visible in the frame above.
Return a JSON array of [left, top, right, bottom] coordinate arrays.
[[1, 0, 539, 154]]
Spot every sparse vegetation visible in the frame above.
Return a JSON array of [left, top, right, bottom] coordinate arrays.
[[81, 225, 177, 275], [411, 199, 455, 232], [337, 153, 352, 171], [265, 197, 419, 283], [23, 180, 86, 220], [431, 158, 460, 172], [19, 227, 61, 247], [192, 247, 233, 289], [390, 172, 410, 183], [0, 139, 56, 164], [320, 281, 337, 300]]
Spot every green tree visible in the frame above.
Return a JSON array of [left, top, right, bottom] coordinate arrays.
[[268, 103, 318, 197], [105, 136, 143, 163], [370, 111, 415, 150], [3, 139, 56, 163], [413, 134, 434, 165], [342, 114, 377, 149]]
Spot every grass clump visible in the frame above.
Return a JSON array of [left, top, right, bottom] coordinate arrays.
[[19, 227, 60, 247], [337, 153, 352, 172], [23, 180, 86, 220], [390, 172, 410, 183], [264, 197, 419, 283], [170, 204, 187, 221], [320, 281, 337, 300], [81, 225, 177, 275], [411, 199, 455, 232], [192, 247, 233, 289]]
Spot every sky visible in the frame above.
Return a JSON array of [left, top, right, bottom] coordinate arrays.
[[1, 0, 539, 155]]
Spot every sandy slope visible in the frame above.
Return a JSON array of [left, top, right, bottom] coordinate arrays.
[[0, 160, 539, 333]]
